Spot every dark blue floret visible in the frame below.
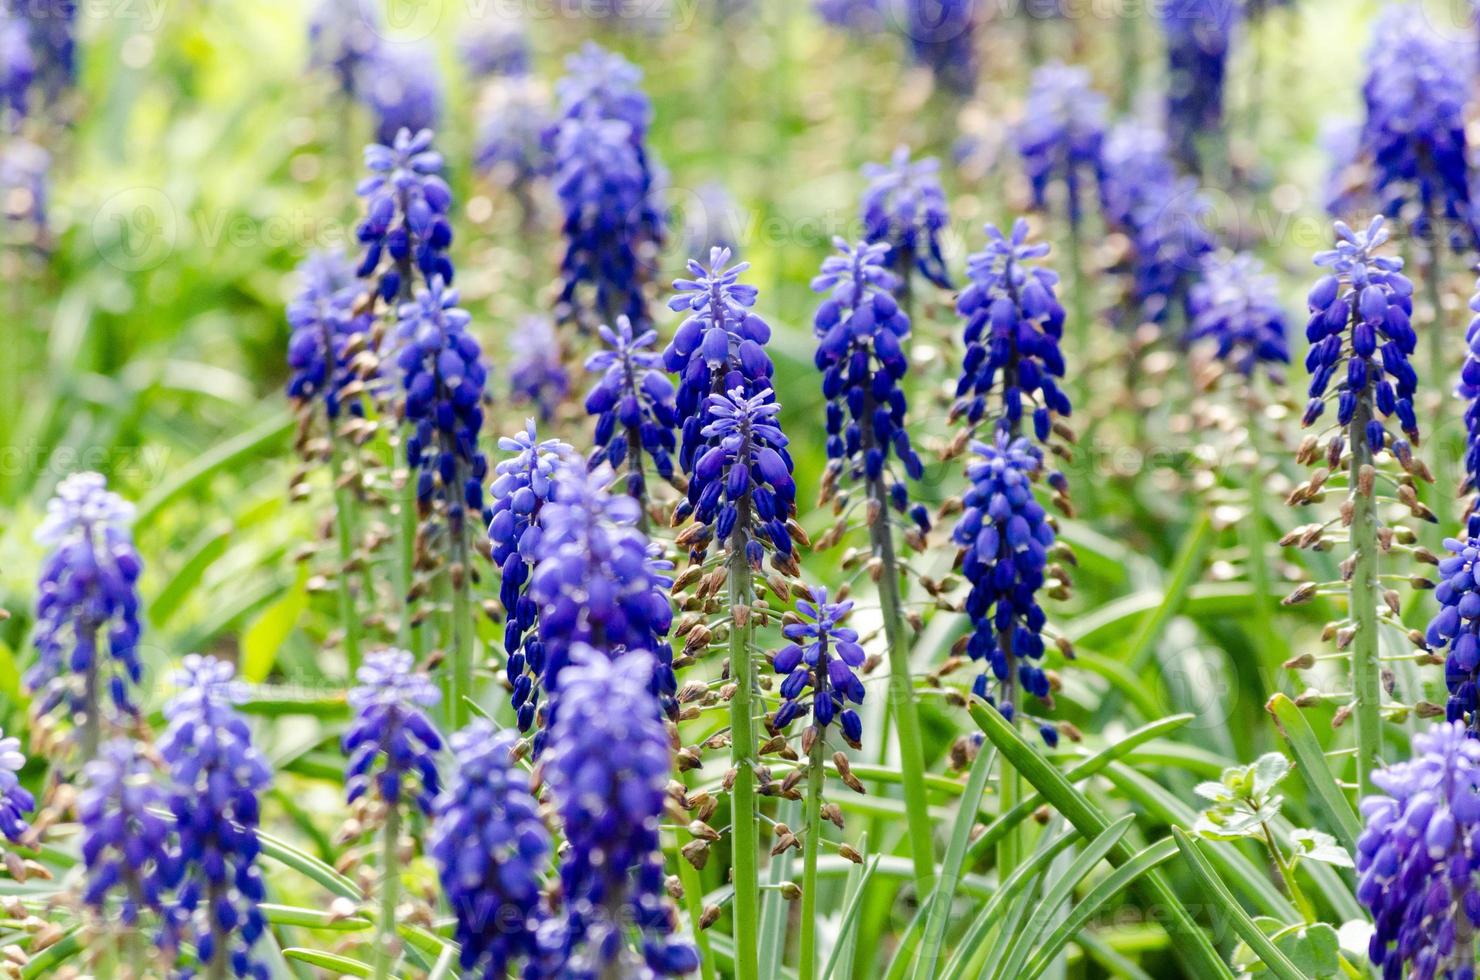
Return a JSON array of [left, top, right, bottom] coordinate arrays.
[[770, 587, 866, 745], [286, 249, 372, 420], [953, 218, 1072, 454], [902, 0, 978, 95], [1185, 252, 1290, 380], [1357, 723, 1480, 980], [1301, 217, 1419, 453], [360, 42, 443, 146], [1016, 62, 1107, 230], [544, 648, 698, 978], [507, 317, 569, 423], [159, 656, 272, 980], [585, 316, 678, 498], [79, 738, 170, 924], [342, 649, 442, 814], [29, 473, 145, 734], [953, 432, 1057, 737], [430, 720, 552, 980], [1161, 0, 1233, 173], [861, 145, 953, 293], [355, 128, 454, 304]]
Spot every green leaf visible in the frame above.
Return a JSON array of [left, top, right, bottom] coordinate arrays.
[[134, 408, 293, 528], [1266, 693, 1362, 854], [282, 948, 372, 978], [820, 840, 877, 980], [1288, 829, 1355, 870], [240, 566, 307, 683], [912, 744, 995, 980], [970, 702, 1233, 980], [1252, 753, 1292, 796], [1170, 829, 1305, 980], [1232, 920, 1341, 978]]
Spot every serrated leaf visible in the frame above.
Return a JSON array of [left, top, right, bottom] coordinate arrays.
[[1252, 753, 1292, 796], [1289, 829, 1355, 869], [1194, 779, 1230, 802]]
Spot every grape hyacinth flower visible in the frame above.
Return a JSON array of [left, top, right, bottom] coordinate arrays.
[[488, 421, 573, 733], [1302, 217, 1418, 455], [30, 472, 144, 755], [953, 432, 1059, 744], [286, 249, 372, 421], [78, 739, 170, 924], [0, 7, 33, 122], [1185, 251, 1290, 381], [526, 460, 676, 744], [953, 219, 1072, 468], [343, 649, 442, 813], [307, 0, 380, 95], [159, 656, 271, 979], [544, 648, 697, 977], [1357, 722, 1480, 979], [507, 316, 569, 422], [771, 588, 865, 745], [550, 43, 664, 328], [664, 247, 777, 478], [394, 278, 490, 534], [812, 238, 929, 533], [861, 146, 952, 299], [815, 0, 883, 33], [1099, 122, 1176, 233], [684, 386, 798, 569], [0, 732, 32, 845], [355, 127, 454, 304], [473, 80, 553, 206], [360, 42, 444, 146], [1461, 275, 1480, 534], [458, 18, 531, 79], [1427, 537, 1480, 733], [551, 112, 652, 331], [903, 0, 979, 96], [584, 315, 678, 506], [1016, 62, 1108, 231], [12, 0, 73, 105], [1359, 8, 1478, 249], [1161, 0, 1234, 173], [430, 721, 551, 979]]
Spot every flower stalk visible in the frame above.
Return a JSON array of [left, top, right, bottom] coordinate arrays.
[[798, 733, 826, 980], [727, 500, 760, 980]]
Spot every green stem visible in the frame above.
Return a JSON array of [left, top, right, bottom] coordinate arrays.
[[1259, 823, 1315, 924], [866, 477, 935, 890], [80, 629, 100, 764], [331, 471, 363, 676], [1242, 388, 1278, 696], [450, 526, 472, 730], [397, 470, 422, 658], [727, 515, 760, 980], [996, 755, 1022, 879], [798, 736, 826, 980], [1349, 377, 1383, 796], [373, 804, 400, 980]]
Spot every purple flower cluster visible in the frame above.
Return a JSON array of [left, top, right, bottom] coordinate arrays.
[[474, 80, 553, 195], [0, 137, 47, 245], [11, 0, 73, 105], [29, 473, 145, 733], [285, 250, 371, 420], [0, 732, 32, 844], [1100, 122, 1217, 327], [430, 720, 552, 978], [1302, 217, 1419, 455], [1462, 276, 1480, 534], [544, 648, 697, 977], [159, 656, 271, 980], [1161, 0, 1233, 172], [0, 6, 33, 121], [861, 146, 953, 293], [1357, 722, 1480, 980], [488, 422, 573, 733], [361, 42, 443, 146], [394, 279, 490, 533], [1428, 537, 1480, 734], [1359, 8, 1478, 249], [903, 0, 979, 96], [812, 239, 929, 532], [343, 649, 442, 813], [1185, 251, 1290, 380], [686, 387, 798, 569], [355, 128, 454, 303], [585, 316, 678, 499], [772, 588, 866, 744], [550, 43, 664, 330], [527, 461, 676, 740], [1016, 62, 1107, 229], [79, 739, 170, 924], [814, 0, 883, 33], [507, 316, 569, 422], [953, 432, 1059, 745], [306, 0, 380, 95], [458, 19, 531, 79], [954, 220, 1072, 465], [664, 248, 777, 483]]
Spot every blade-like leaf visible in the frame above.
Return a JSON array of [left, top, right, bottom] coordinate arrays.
[[1266, 693, 1362, 853]]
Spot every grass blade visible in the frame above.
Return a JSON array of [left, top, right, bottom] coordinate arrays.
[[282, 948, 373, 978], [1266, 693, 1361, 853], [912, 745, 995, 980]]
